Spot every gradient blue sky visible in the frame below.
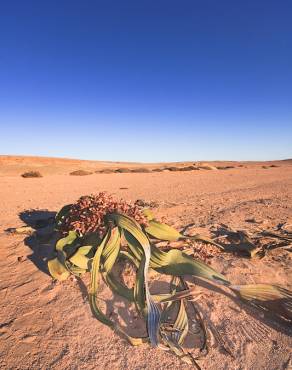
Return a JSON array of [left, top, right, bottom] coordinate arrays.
[[0, 1, 291, 162]]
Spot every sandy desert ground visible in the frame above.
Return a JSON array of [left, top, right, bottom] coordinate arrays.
[[0, 156, 292, 370]]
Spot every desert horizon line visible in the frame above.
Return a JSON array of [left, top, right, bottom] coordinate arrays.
[[1, 154, 291, 165]]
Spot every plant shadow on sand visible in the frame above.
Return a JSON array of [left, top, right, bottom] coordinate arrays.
[[19, 209, 57, 275], [18, 209, 292, 353]]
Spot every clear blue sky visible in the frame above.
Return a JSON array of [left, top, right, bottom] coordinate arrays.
[[0, 1, 291, 162]]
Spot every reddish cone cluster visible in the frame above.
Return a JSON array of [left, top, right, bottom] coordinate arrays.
[[58, 192, 148, 237]]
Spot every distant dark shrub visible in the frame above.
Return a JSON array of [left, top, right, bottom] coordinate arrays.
[[217, 166, 235, 170], [70, 170, 92, 176], [165, 166, 180, 172], [269, 164, 279, 168], [131, 168, 151, 173], [178, 166, 198, 171], [152, 168, 164, 172], [21, 171, 42, 178], [96, 169, 115, 174], [115, 168, 132, 173]]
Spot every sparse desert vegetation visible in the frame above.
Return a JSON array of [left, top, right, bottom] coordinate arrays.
[[96, 168, 115, 174], [217, 165, 235, 170], [178, 165, 198, 171], [152, 168, 164, 172], [21, 170, 42, 178], [70, 170, 92, 176], [114, 168, 132, 173], [131, 167, 151, 173], [1, 156, 288, 178]]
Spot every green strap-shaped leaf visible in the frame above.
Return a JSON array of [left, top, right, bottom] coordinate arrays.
[[108, 213, 161, 347], [89, 229, 113, 327], [134, 256, 147, 315], [145, 220, 223, 249], [142, 208, 155, 221], [124, 227, 229, 286], [159, 277, 189, 346], [119, 249, 140, 269], [68, 243, 93, 269], [158, 277, 200, 367], [160, 331, 197, 367], [123, 230, 144, 261], [145, 220, 181, 241], [172, 299, 189, 345], [69, 253, 90, 270], [122, 230, 149, 313], [231, 284, 292, 321], [66, 263, 87, 276], [101, 227, 120, 272], [56, 230, 79, 254], [153, 277, 187, 304], [48, 257, 70, 281], [151, 246, 229, 285], [89, 228, 146, 345], [48, 231, 80, 279], [100, 227, 135, 302]]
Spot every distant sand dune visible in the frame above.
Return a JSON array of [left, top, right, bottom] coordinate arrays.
[[0, 155, 291, 177]]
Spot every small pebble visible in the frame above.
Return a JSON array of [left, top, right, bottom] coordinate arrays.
[[17, 256, 27, 262]]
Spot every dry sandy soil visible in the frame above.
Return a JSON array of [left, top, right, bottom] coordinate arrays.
[[0, 156, 292, 370]]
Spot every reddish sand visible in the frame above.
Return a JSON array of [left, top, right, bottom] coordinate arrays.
[[0, 156, 291, 369]]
